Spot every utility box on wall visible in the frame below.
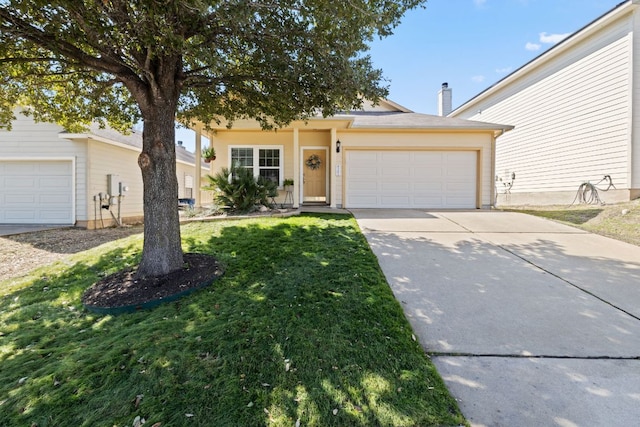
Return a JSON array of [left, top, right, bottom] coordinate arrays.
[[107, 174, 119, 197]]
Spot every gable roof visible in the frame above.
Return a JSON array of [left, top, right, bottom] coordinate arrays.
[[60, 124, 205, 166], [199, 98, 512, 133], [340, 111, 513, 132], [360, 98, 414, 113], [451, 0, 638, 116]]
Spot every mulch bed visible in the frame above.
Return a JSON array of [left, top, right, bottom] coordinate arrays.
[[81, 253, 223, 312]]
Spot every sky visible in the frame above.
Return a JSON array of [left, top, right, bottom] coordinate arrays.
[[176, 0, 624, 152]]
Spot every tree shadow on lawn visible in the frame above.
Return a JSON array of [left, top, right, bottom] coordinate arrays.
[[0, 214, 464, 427]]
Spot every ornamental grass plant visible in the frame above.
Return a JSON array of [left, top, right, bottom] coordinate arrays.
[[205, 164, 279, 213], [0, 214, 465, 427]]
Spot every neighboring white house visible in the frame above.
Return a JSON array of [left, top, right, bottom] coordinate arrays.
[[451, 0, 640, 205], [0, 110, 211, 228]]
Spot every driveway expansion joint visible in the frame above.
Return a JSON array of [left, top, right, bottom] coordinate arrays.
[[491, 241, 640, 323], [428, 352, 640, 361]]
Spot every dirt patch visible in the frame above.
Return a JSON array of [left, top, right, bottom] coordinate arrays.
[[82, 253, 223, 311], [0, 207, 298, 284], [0, 226, 143, 283]]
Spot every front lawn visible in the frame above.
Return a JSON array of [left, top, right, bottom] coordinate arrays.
[[0, 214, 465, 427]]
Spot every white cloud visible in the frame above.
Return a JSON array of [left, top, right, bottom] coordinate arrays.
[[539, 32, 570, 44], [525, 42, 541, 51], [473, 0, 487, 7], [496, 67, 513, 74], [472, 75, 486, 83]]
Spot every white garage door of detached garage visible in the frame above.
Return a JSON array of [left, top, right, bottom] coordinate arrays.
[[345, 150, 477, 208], [0, 160, 74, 224]]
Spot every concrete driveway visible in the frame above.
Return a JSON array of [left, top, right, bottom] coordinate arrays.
[[352, 209, 640, 427]]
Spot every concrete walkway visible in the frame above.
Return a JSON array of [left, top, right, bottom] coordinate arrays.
[[352, 209, 640, 427], [0, 224, 71, 237]]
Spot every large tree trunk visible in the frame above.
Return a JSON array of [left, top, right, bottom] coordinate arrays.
[[136, 99, 183, 277]]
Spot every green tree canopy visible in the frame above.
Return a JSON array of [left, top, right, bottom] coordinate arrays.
[[0, 0, 425, 277]]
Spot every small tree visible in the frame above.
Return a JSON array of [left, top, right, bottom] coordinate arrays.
[[0, 0, 425, 278]]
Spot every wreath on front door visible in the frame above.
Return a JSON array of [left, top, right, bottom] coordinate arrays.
[[305, 154, 322, 170]]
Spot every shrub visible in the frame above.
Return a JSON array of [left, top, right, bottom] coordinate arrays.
[[205, 163, 278, 213]]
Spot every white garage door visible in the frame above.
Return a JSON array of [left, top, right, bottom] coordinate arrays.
[[345, 150, 477, 208], [0, 160, 74, 224]]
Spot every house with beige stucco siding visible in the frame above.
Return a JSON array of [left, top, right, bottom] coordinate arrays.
[[191, 99, 512, 210], [0, 110, 211, 228], [450, 0, 640, 206]]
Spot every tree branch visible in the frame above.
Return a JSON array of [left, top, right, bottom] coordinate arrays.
[[0, 56, 67, 63], [0, 7, 133, 78]]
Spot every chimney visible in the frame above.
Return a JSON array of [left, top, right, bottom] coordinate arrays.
[[438, 82, 452, 116]]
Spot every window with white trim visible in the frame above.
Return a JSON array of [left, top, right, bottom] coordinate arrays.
[[230, 146, 283, 186]]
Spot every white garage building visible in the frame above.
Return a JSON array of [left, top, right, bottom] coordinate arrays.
[[0, 111, 210, 228]]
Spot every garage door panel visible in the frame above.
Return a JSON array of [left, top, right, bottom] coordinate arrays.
[[445, 199, 475, 208], [352, 152, 378, 163], [349, 180, 379, 191], [5, 163, 33, 173], [5, 210, 36, 220], [346, 150, 477, 209], [382, 182, 411, 191], [40, 194, 72, 204], [446, 182, 473, 191], [414, 169, 444, 181], [0, 160, 73, 224], [381, 152, 411, 161], [380, 195, 411, 206], [39, 177, 71, 188], [349, 166, 378, 176], [414, 195, 445, 205], [416, 182, 445, 191], [5, 194, 36, 204], [447, 170, 475, 180], [6, 177, 36, 188], [39, 209, 73, 221], [381, 166, 411, 178]]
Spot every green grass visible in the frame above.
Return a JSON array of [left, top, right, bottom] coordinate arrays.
[[504, 200, 640, 246], [0, 214, 465, 427], [509, 208, 604, 225]]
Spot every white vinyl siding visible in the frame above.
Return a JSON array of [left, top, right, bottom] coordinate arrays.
[[454, 10, 635, 199], [345, 150, 477, 208], [0, 112, 86, 222], [87, 140, 144, 219], [633, 10, 640, 189]]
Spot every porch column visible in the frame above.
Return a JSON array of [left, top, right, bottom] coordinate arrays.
[[293, 127, 300, 208], [195, 127, 202, 207], [330, 128, 338, 208]]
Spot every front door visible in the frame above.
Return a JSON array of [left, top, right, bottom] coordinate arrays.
[[302, 148, 327, 203]]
